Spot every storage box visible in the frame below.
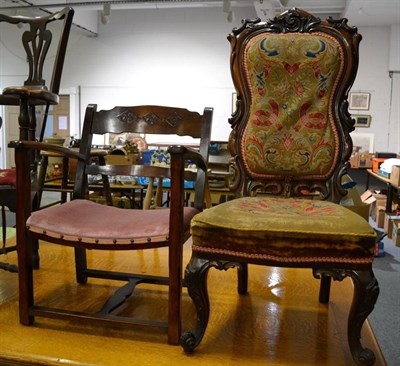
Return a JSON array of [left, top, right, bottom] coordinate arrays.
[[377, 168, 390, 179], [360, 189, 387, 209], [392, 222, 400, 247], [384, 213, 400, 239], [359, 189, 389, 225], [376, 152, 397, 159], [372, 158, 387, 173], [349, 154, 359, 168], [349, 152, 374, 169], [105, 153, 140, 165], [373, 205, 386, 228], [390, 165, 400, 186], [89, 193, 131, 209], [341, 187, 370, 221], [358, 153, 374, 168]]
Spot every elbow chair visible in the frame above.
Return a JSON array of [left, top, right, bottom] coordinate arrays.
[[11, 104, 213, 345], [0, 7, 74, 269], [180, 9, 379, 366]]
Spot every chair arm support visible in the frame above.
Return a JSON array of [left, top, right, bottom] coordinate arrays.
[[168, 145, 208, 173], [168, 145, 209, 210], [9, 141, 86, 162]]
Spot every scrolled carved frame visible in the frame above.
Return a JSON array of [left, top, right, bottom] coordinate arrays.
[[227, 8, 361, 203]]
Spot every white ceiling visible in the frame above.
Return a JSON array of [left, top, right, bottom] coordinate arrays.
[[0, 0, 399, 35]]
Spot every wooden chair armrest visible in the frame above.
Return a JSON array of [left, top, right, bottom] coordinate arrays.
[[168, 145, 207, 173], [9, 141, 86, 162]]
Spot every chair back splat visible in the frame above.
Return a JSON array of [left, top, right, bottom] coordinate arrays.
[[0, 7, 74, 269], [180, 9, 379, 366], [0, 7, 74, 141], [11, 104, 213, 345]]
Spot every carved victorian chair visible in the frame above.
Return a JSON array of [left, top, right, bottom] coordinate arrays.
[[180, 9, 378, 366], [0, 7, 74, 268], [11, 104, 213, 344]]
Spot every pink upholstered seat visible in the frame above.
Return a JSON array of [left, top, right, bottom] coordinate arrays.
[[28, 199, 199, 248]]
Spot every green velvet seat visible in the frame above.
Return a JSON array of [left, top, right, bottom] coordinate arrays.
[[180, 9, 379, 366], [191, 197, 376, 265]]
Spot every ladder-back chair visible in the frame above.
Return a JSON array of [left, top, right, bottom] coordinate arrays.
[[11, 104, 213, 344]]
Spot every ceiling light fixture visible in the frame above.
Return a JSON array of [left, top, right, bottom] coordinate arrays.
[[101, 3, 111, 25], [223, 0, 234, 23]]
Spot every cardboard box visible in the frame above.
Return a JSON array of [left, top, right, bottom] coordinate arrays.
[[392, 222, 400, 247], [349, 152, 374, 169], [349, 154, 359, 168], [105, 153, 140, 165], [341, 187, 370, 221], [358, 152, 374, 168], [89, 193, 131, 209], [390, 165, 400, 187], [373, 205, 386, 228], [384, 213, 400, 238], [360, 190, 387, 213], [372, 158, 387, 173]]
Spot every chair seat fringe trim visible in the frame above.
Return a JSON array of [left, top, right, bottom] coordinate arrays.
[[27, 225, 169, 245], [192, 245, 373, 264]]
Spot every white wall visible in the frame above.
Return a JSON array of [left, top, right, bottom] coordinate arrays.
[[1, 6, 399, 155], [61, 7, 256, 143], [351, 26, 400, 154]]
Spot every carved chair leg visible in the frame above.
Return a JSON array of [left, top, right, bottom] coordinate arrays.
[[237, 262, 248, 294], [180, 256, 212, 353], [74, 247, 88, 284], [348, 268, 379, 366], [318, 274, 331, 304]]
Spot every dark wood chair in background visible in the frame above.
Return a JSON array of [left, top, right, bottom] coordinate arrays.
[[11, 104, 213, 344], [180, 9, 379, 366], [0, 7, 74, 269]]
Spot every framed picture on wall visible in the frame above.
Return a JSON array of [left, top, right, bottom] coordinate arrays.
[[349, 92, 370, 110], [352, 114, 372, 127], [350, 132, 374, 153]]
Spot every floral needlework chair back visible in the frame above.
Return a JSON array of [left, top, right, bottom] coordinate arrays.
[[241, 33, 343, 180]]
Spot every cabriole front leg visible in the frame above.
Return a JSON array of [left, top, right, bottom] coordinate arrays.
[[181, 256, 212, 354], [348, 269, 379, 366], [181, 256, 244, 353]]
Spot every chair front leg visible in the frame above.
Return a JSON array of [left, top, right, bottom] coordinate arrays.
[[181, 255, 212, 353], [348, 268, 379, 366], [181, 256, 244, 353]]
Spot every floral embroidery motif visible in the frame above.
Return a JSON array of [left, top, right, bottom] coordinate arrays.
[[237, 197, 340, 217], [242, 33, 343, 177]]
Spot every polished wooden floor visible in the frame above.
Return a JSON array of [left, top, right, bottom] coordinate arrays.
[[0, 236, 386, 366]]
